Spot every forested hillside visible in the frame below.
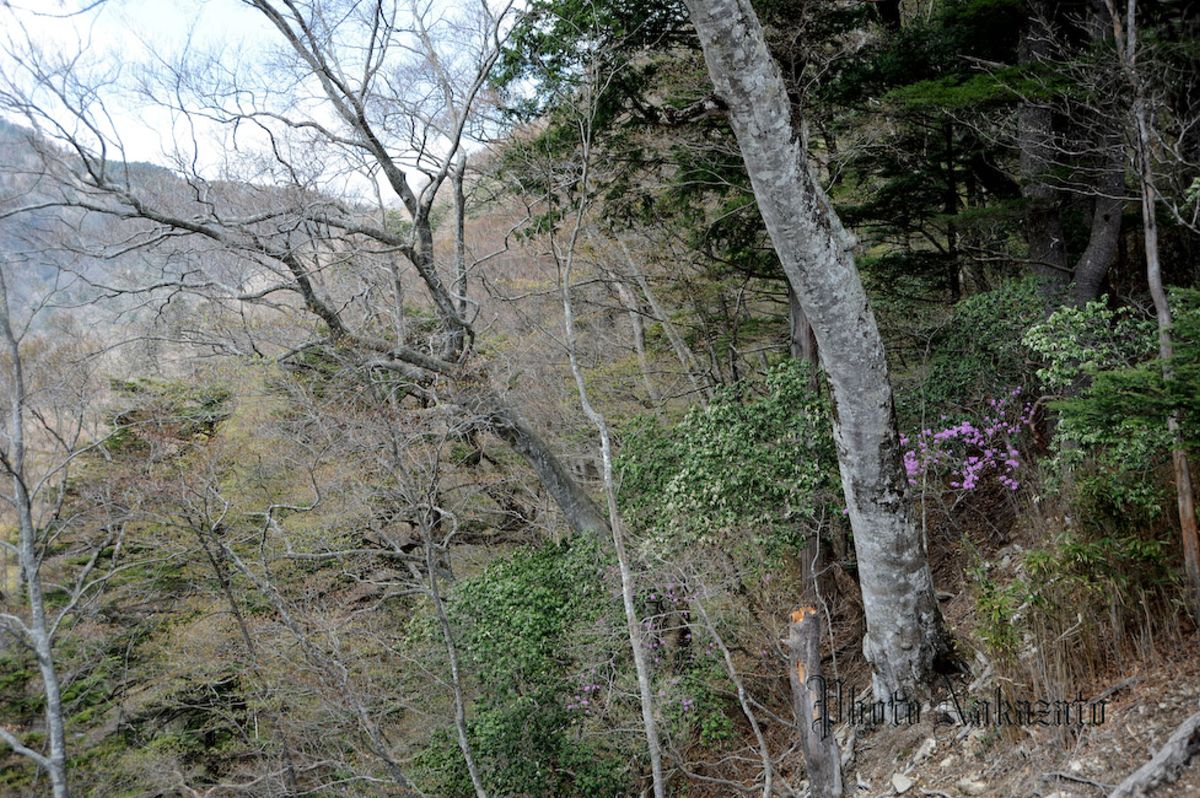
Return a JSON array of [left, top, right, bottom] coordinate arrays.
[[1, 1, 1199, 797]]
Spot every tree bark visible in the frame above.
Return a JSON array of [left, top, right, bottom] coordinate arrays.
[[560, 209, 666, 798], [1120, 0, 1200, 615], [1019, 10, 1070, 302], [1072, 140, 1126, 305], [684, 0, 950, 701], [467, 387, 612, 538], [426, 533, 489, 798], [788, 283, 820, 389], [788, 607, 844, 798], [0, 269, 70, 798], [615, 280, 663, 407]]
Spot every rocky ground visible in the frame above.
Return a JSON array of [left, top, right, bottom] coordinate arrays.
[[841, 636, 1200, 798]]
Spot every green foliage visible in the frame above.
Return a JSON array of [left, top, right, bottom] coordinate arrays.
[[968, 562, 1026, 659], [663, 655, 735, 746], [413, 539, 629, 797], [971, 527, 1178, 666], [908, 278, 1043, 421], [1024, 296, 1189, 523], [617, 361, 838, 555], [1023, 298, 1157, 394], [495, 0, 687, 120], [1056, 289, 1200, 455]]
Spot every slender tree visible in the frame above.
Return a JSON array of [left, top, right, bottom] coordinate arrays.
[[1110, 0, 1200, 612]]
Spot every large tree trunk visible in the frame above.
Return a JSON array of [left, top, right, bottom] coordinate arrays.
[[1072, 140, 1126, 306], [1072, 2, 1127, 306], [684, 0, 950, 701], [1018, 9, 1070, 301]]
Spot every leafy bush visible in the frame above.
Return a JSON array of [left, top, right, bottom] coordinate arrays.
[[1024, 295, 1189, 523], [1022, 297, 1156, 394], [617, 361, 839, 557], [904, 278, 1043, 423], [1054, 289, 1200, 456], [412, 539, 629, 798]]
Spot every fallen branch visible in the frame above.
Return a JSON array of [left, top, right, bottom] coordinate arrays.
[[1092, 676, 1142, 706], [1107, 706, 1200, 798], [1042, 771, 1112, 791]]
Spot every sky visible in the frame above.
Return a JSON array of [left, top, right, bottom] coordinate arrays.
[[2, 0, 268, 166], [0, 0, 500, 203]]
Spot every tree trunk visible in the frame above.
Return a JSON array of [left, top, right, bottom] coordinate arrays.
[[426, 533, 489, 798], [560, 211, 666, 798], [616, 235, 711, 400], [1135, 119, 1200, 615], [694, 599, 775, 798], [0, 269, 70, 798], [615, 280, 663, 407], [452, 152, 470, 318], [684, 0, 950, 701], [788, 607, 844, 798], [1122, 0, 1200, 615], [1073, 2, 1127, 306], [1019, 8, 1069, 301], [788, 283, 820, 388], [1073, 140, 1126, 305], [468, 387, 612, 539]]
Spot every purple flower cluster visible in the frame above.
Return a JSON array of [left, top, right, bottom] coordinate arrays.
[[567, 680, 603, 713], [901, 388, 1033, 493]]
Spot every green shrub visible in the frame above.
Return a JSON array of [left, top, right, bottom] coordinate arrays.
[[617, 361, 838, 559], [902, 277, 1043, 423], [1025, 292, 1198, 524], [412, 538, 630, 797]]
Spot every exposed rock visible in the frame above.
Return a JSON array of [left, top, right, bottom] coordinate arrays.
[[891, 772, 914, 794], [956, 777, 987, 795], [912, 736, 937, 765]]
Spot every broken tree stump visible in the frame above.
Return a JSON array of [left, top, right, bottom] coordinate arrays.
[[787, 606, 844, 798]]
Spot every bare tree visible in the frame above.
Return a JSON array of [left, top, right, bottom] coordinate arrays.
[[0, 264, 132, 798], [547, 71, 668, 798], [1109, 0, 1200, 613], [0, 0, 612, 545]]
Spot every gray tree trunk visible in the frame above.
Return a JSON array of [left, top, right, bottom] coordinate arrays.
[[560, 226, 667, 798], [1018, 9, 1070, 301], [1121, 0, 1200, 614], [684, 0, 950, 701], [425, 534, 489, 798], [615, 235, 711, 400], [0, 269, 70, 798], [615, 280, 663, 407], [788, 283, 820, 388], [1072, 141, 1126, 306]]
